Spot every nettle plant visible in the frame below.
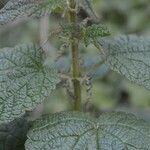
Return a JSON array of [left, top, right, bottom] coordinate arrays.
[[0, 0, 150, 150]]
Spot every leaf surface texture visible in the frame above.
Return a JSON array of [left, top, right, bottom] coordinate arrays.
[[100, 35, 150, 90], [25, 112, 150, 150], [0, 0, 66, 25], [0, 44, 59, 124]]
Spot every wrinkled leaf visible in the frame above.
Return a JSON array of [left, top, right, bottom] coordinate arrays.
[[0, 44, 60, 124], [0, 116, 29, 150], [25, 112, 150, 150], [0, 0, 66, 25], [100, 35, 150, 90], [83, 24, 110, 47]]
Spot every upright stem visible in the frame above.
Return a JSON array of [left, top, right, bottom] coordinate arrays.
[[68, 0, 82, 111]]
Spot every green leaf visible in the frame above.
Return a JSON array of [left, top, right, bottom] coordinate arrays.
[[25, 112, 150, 150], [99, 35, 150, 90], [59, 24, 110, 46], [0, 0, 66, 25], [0, 44, 60, 124], [0, 116, 29, 150], [83, 24, 110, 47]]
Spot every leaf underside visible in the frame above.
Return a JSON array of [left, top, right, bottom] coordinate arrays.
[[0, 44, 59, 124], [0, 116, 29, 150], [100, 35, 150, 90], [0, 0, 66, 25], [25, 112, 150, 150]]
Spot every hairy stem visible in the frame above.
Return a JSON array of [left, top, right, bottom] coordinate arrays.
[[68, 0, 82, 111]]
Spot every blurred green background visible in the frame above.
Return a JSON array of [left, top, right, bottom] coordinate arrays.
[[0, 0, 150, 121]]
